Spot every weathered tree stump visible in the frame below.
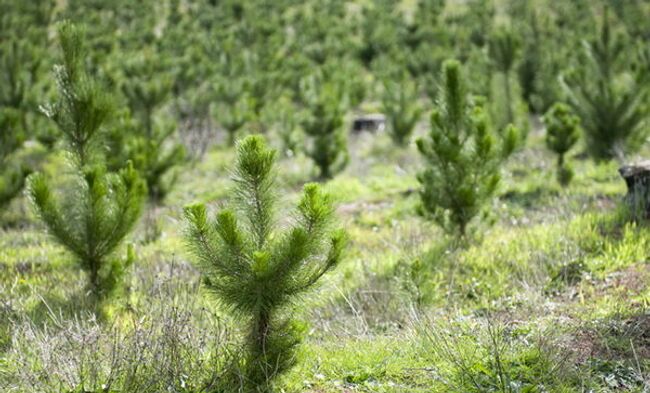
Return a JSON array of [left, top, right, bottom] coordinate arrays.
[[352, 113, 385, 134], [619, 160, 650, 219]]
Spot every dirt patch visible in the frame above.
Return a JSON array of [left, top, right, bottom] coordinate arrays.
[[599, 264, 650, 300], [337, 200, 393, 216]]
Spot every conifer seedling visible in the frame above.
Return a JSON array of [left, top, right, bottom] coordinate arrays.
[[270, 96, 303, 158], [543, 103, 580, 186], [116, 49, 186, 202], [210, 51, 251, 145], [0, 37, 44, 134], [417, 60, 518, 238], [0, 109, 28, 208], [300, 77, 349, 180], [560, 8, 649, 160], [214, 96, 250, 146], [515, 7, 559, 114], [26, 22, 146, 302], [488, 26, 520, 127], [0, 35, 58, 148], [382, 76, 423, 146], [184, 135, 346, 391]]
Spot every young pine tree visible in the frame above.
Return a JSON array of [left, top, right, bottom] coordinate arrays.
[[210, 49, 252, 145], [488, 26, 520, 127], [515, 7, 560, 114], [560, 8, 649, 160], [270, 96, 303, 158], [0, 39, 37, 132], [543, 103, 580, 186], [0, 109, 28, 208], [416, 60, 518, 238], [382, 76, 423, 146], [118, 49, 186, 202], [213, 95, 250, 146], [26, 22, 146, 302], [300, 78, 348, 180], [184, 135, 346, 391], [0, 34, 57, 147]]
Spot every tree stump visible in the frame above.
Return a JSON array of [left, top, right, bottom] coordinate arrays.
[[619, 160, 650, 219], [352, 114, 385, 134]]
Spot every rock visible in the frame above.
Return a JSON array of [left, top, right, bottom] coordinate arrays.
[[352, 113, 385, 134], [619, 160, 650, 218]]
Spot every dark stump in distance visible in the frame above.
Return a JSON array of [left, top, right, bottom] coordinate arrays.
[[352, 114, 386, 134], [619, 160, 650, 219]]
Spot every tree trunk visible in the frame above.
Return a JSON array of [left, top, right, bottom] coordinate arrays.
[[254, 310, 270, 358], [504, 72, 514, 126]]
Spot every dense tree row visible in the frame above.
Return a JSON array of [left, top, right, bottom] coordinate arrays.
[[2, 1, 647, 194]]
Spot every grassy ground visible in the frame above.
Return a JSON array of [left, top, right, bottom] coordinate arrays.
[[1, 119, 649, 392]]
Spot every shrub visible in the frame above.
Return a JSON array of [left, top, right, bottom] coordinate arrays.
[[300, 77, 348, 179], [26, 22, 146, 302], [2, 280, 227, 393], [416, 60, 518, 238], [184, 135, 346, 391], [420, 315, 576, 393], [543, 103, 580, 186], [560, 8, 649, 160], [382, 76, 423, 146]]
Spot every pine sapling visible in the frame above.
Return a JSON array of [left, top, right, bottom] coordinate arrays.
[[211, 51, 251, 145], [121, 50, 174, 137], [213, 96, 250, 146], [488, 26, 520, 127], [0, 109, 28, 208], [382, 76, 423, 146], [417, 60, 518, 238], [560, 8, 649, 160], [516, 8, 541, 112], [127, 119, 185, 203], [543, 103, 580, 186], [26, 22, 146, 302], [272, 97, 303, 158], [515, 8, 559, 114], [184, 135, 346, 391], [119, 49, 186, 201], [0, 37, 42, 134], [300, 78, 348, 179]]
